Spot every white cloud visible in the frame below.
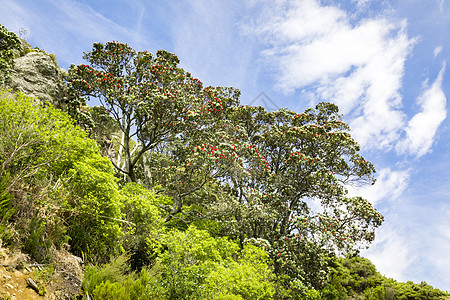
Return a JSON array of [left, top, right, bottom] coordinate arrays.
[[398, 202, 450, 289], [396, 62, 447, 157], [167, 1, 255, 92], [0, 0, 33, 33], [249, 0, 417, 151], [352, 0, 375, 5], [347, 167, 410, 280], [1, 0, 152, 68], [362, 224, 413, 282], [347, 167, 409, 205], [361, 201, 450, 289], [433, 222, 450, 283], [434, 46, 443, 57], [437, 0, 445, 12]]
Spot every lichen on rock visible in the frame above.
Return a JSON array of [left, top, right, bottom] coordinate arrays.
[[9, 51, 67, 107]]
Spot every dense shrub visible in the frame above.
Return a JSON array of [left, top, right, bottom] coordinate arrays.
[[0, 172, 15, 244], [64, 156, 123, 260], [119, 182, 164, 270], [321, 256, 450, 300], [0, 90, 124, 261], [82, 227, 275, 299], [0, 24, 21, 85]]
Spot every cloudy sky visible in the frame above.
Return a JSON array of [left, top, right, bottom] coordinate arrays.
[[2, 0, 450, 290]]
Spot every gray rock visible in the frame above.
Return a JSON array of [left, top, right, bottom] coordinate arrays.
[[9, 51, 67, 106]]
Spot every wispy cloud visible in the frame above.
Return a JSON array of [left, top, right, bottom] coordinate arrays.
[[434, 46, 443, 57], [167, 0, 255, 91], [363, 223, 414, 282], [347, 167, 409, 205], [433, 212, 450, 284], [1, 0, 34, 34], [247, 0, 417, 151], [347, 166, 411, 280], [396, 62, 447, 157], [1, 0, 152, 68], [437, 0, 445, 12], [352, 0, 376, 7], [361, 199, 450, 289]]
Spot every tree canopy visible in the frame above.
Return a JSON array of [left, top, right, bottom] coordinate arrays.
[[67, 42, 210, 183], [67, 41, 384, 293], [2, 23, 445, 298]]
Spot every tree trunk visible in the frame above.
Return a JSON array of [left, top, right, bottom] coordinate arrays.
[[142, 152, 152, 189]]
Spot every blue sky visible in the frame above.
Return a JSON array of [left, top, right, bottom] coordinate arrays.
[[2, 0, 449, 290]]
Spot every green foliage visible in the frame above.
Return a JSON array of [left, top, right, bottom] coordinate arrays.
[[67, 41, 208, 183], [393, 281, 449, 300], [0, 90, 51, 183], [0, 89, 125, 261], [88, 105, 119, 150], [23, 217, 52, 262], [154, 226, 239, 298], [0, 24, 21, 86], [321, 256, 450, 300], [0, 173, 12, 214], [0, 90, 73, 255], [82, 228, 275, 300], [82, 255, 130, 295], [196, 245, 275, 300], [0, 172, 15, 244], [150, 226, 275, 299], [119, 182, 164, 270], [82, 255, 164, 299], [32, 265, 54, 295], [0, 89, 95, 183], [65, 156, 123, 260], [91, 281, 128, 299]]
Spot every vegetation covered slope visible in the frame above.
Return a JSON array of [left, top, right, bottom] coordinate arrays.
[[0, 23, 449, 299], [322, 257, 449, 300]]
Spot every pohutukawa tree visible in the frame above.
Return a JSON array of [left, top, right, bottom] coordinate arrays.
[[216, 102, 384, 290], [67, 42, 206, 183], [67, 42, 249, 221], [147, 86, 253, 222], [68, 41, 384, 291]]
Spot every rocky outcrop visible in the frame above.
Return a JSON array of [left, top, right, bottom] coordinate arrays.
[[9, 51, 67, 106], [0, 248, 83, 299]]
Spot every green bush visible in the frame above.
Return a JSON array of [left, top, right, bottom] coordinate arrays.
[[22, 217, 52, 262], [82, 255, 129, 295], [119, 182, 164, 270], [0, 24, 21, 86], [65, 156, 124, 260], [92, 281, 128, 299], [0, 89, 125, 261], [0, 172, 15, 245], [322, 256, 450, 300], [82, 255, 161, 299], [82, 228, 275, 300], [196, 245, 275, 299], [151, 226, 275, 299], [153, 226, 233, 298]]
